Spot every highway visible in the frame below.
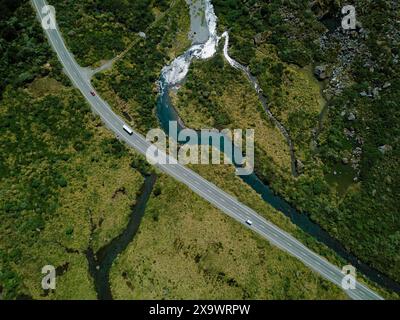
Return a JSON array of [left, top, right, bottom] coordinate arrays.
[[32, 0, 383, 300]]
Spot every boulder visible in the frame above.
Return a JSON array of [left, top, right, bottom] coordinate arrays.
[[383, 82, 391, 89], [348, 112, 356, 121]]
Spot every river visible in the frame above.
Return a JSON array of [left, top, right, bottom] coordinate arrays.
[[156, 0, 400, 294]]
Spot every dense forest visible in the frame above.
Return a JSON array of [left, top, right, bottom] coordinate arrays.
[[51, 0, 167, 66]]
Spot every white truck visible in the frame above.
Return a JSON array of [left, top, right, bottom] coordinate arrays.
[[123, 124, 133, 135]]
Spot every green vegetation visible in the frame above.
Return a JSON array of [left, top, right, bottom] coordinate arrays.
[[1, 0, 398, 300], [314, 1, 400, 282], [86, 0, 360, 300], [92, 0, 191, 134], [50, 0, 172, 67], [110, 169, 347, 299], [0, 1, 65, 98], [214, 0, 325, 67], [172, 49, 324, 177], [0, 1, 147, 299], [207, 0, 400, 284], [89, 0, 190, 133], [0, 80, 147, 299], [50, 0, 397, 298]]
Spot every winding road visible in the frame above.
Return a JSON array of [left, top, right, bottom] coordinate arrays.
[[32, 0, 383, 300]]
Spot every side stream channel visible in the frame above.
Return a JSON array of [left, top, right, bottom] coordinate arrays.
[[86, 174, 157, 300]]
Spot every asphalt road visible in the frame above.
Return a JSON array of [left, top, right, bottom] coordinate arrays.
[[32, 0, 383, 300]]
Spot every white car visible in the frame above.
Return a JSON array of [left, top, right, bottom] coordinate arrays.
[[245, 219, 253, 226], [123, 124, 133, 135]]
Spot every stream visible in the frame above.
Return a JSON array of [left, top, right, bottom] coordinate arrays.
[[86, 174, 157, 300], [156, 0, 400, 294]]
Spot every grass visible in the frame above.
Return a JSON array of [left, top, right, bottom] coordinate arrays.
[[0, 0, 193, 299], [144, 49, 396, 297], [109, 170, 347, 299], [28, 77, 64, 98], [4, 0, 393, 300], [173, 54, 293, 176], [210, 0, 400, 288], [250, 45, 324, 158], [0, 77, 145, 299], [45, 153, 144, 253], [325, 163, 357, 197]]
